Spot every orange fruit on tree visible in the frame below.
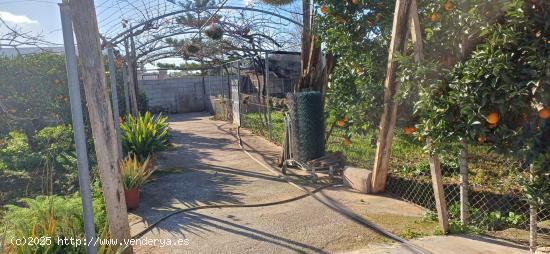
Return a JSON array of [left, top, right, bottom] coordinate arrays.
[[539, 108, 550, 119], [337, 120, 346, 127], [404, 126, 416, 135], [477, 136, 487, 144], [486, 112, 500, 125], [320, 5, 327, 14], [444, 0, 454, 11], [343, 139, 351, 146], [352, 0, 360, 4], [431, 13, 440, 22]]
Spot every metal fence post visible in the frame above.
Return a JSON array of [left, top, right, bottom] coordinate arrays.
[[237, 60, 242, 127], [265, 52, 272, 141], [107, 46, 123, 160], [459, 138, 469, 224], [59, 2, 97, 253], [530, 163, 538, 252]]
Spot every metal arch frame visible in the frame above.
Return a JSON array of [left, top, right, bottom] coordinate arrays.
[[141, 52, 221, 64], [108, 6, 303, 45], [135, 28, 286, 64], [134, 30, 277, 53], [136, 37, 266, 64]]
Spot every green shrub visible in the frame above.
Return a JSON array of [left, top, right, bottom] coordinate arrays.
[[0, 131, 40, 171], [242, 111, 284, 145], [0, 53, 71, 136], [34, 125, 78, 193], [138, 91, 149, 114], [120, 112, 169, 161], [1, 189, 106, 253]]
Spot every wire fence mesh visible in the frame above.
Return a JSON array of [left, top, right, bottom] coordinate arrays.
[[386, 155, 550, 246]]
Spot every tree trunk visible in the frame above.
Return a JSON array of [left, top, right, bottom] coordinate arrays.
[[299, 0, 311, 91], [69, 0, 132, 252], [124, 37, 139, 116]]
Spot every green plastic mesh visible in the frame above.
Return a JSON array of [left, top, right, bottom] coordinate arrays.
[[286, 91, 325, 162]]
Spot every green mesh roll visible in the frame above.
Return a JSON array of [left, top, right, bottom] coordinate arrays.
[[295, 91, 325, 162]]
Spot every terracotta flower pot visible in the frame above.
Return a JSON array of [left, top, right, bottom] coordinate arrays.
[[125, 188, 140, 210]]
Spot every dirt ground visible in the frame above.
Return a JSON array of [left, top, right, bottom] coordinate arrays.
[[128, 112, 530, 254]]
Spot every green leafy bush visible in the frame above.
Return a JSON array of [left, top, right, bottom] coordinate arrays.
[[0, 131, 40, 171], [1, 189, 106, 253], [242, 111, 285, 145], [34, 125, 78, 193], [120, 112, 169, 161], [0, 53, 71, 136]]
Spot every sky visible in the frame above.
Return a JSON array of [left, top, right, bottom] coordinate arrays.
[[0, 0, 63, 45], [0, 0, 300, 68], [0, 0, 297, 45]]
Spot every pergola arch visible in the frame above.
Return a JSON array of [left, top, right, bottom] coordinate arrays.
[[107, 6, 302, 46]]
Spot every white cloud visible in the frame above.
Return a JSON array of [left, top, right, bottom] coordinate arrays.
[[244, 0, 254, 6], [0, 11, 38, 25]]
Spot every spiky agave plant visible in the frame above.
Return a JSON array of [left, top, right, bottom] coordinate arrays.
[[120, 112, 169, 161], [119, 155, 154, 190]]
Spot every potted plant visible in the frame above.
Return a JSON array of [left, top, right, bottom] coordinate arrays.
[[119, 154, 154, 210]]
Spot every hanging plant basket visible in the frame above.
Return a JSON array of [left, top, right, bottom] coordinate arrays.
[[204, 23, 224, 40], [186, 43, 200, 54], [238, 26, 251, 36], [261, 0, 294, 6]]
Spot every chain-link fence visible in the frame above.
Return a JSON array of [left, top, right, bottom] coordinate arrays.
[[386, 152, 550, 247], [233, 54, 296, 145]]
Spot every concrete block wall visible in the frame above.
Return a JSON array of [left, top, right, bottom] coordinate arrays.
[[139, 75, 235, 114]]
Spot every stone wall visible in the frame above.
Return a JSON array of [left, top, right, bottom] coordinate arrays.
[[139, 75, 235, 114]]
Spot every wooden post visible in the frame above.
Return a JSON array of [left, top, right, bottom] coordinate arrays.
[[429, 154, 450, 234], [69, 0, 133, 252], [371, 0, 413, 193], [459, 138, 470, 224], [410, 0, 450, 233], [107, 46, 124, 159]]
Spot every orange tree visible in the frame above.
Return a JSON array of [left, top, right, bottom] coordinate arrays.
[[314, 0, 395, 140], [398, 0, 549, 205]]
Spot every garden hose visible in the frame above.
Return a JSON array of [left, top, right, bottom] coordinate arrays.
[[131, 182, 338, 239], [131, 123, 432, 254], [236, 126, 432, 254]]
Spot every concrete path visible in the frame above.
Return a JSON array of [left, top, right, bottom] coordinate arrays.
[[129, 112, 530, 254]]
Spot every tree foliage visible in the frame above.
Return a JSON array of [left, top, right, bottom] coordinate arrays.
[[0, 53, 71, 136], [314, 0, 395, 135], [396, 0, 549, 204]]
